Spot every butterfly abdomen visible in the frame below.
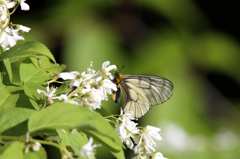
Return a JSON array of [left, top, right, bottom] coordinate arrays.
[[112, 87, 121, 104], [111, 72, 123, 104]]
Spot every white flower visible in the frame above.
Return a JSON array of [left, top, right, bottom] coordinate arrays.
[[85, 61, 96, 75], [98, 79, 117, 100], [59, 71, 82, 87], [81, 84, 91, 94], [101, 61, 117, 79], [137, 125, 162, 154], [0, 25, 30, 50], [0, 5, 8, 21], [19, 0, 30, 11], [132, 154, 147, 159], [82, 88, 103, 110], [133, 135, 144, 154], [19, 25, 31, 32], [32, 142, 41, 151], [115, 110, 139, 149], [80, 137, 100, 159], [4, 1, 16, 9], [115, 119, 126, 141], [125, 132, 139, 149], [89, 88, 103, 103], [52, 94, 80, 105], [37, 85, 57, 104], [115, 110, 137, 139], [0, 27, 21, 49], [132, 152, 166, 159], [152, 152, 167, 159]]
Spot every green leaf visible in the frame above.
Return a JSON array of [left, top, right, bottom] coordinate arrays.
[[24, 82, 45, 110], [95, 107, 111, 117], [3, 59, 12, 82], [35, 56, 65, 75], [55, 82, 68, 95], [37, 56, 56, 70], [28, 103, 122, 152], [57, 129, 88, 156], [19, 57, 62, 83], [16, 94, 35, 109], [2, 120, 28, 136], [83, 129, 124, 159], [0, 107, 35, 134], [20, 58, 49, 83], [0, 87, 19, 109], [0, 60, 11, 85], [5, 83, 24, 93], [60, 64, 67, 72], [1, 141, 24, 159], [0, 41, 56, 64], [23, 147, 47, 159]]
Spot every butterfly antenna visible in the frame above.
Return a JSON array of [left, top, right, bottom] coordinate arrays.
[[119, 65, 125, 73]]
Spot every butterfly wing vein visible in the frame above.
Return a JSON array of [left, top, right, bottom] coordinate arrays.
[[120, 75, 173, 119]]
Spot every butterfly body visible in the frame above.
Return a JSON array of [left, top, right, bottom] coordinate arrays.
[[112, 72, 173, 119]]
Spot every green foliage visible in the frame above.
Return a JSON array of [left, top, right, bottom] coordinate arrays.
[[0, 42, 125, 159]]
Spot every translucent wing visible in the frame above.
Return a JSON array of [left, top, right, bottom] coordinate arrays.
[[120, 74, 173, 119]]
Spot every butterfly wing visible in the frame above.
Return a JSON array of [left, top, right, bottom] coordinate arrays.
[[120, 74, 173, 119]]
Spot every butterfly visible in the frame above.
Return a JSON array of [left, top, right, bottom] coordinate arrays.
[[112, 72, 173, 119]]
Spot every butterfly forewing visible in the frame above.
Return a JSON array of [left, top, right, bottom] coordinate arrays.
[[120, 74, 173, 119]]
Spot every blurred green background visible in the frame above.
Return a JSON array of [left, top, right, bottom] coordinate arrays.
[[14, 0, 240, 158]]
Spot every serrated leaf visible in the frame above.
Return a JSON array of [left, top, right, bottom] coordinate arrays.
[[0, 87, 19, 109], [0, 41, 56, 64], [1, 141, 24, 159], [0, 107, 35, 134]]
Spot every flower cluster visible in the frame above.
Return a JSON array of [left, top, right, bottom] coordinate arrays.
[[36, 61, 118, 158], [37, 61, 166, 158], [115, 110, 167, 159], [37, 61, 117, 110], [0, 0, 30, 50]]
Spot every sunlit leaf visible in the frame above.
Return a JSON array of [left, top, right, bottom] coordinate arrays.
[[0, 87, 19, 109], [1, 141, 24, 159], [28, 103, 122, 155], [0, 107, 35, 134], [0, 41, 56, 64]]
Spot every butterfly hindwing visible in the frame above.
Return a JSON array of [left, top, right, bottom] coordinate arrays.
[[119, 74, 173, 119]]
